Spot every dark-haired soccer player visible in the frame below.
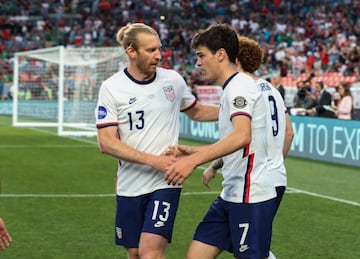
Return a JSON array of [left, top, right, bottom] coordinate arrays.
[[165, 24, 290, 259]]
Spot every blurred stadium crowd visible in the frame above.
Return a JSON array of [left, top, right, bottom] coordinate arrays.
[[0, 0, 359, 101]]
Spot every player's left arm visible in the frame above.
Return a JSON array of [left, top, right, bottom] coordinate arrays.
[[184, 102, 219, 121], [202, 158, 223, 188]]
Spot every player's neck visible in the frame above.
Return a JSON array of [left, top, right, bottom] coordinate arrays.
[[127, 65, 155, 81], [237, 66, 254, 79], [217, 64, 238, 86]]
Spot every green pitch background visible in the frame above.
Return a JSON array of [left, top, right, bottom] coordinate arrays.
[[0, 115, 359, 258]]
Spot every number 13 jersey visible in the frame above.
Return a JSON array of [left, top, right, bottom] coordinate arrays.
[[95, 67, 196, 196]]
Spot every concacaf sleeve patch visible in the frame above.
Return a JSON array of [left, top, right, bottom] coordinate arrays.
[[232, 96, 247, 109], [97, 106, 107, 119]]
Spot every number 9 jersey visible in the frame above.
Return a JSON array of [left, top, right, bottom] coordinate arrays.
[[256, 77, 288, 188]]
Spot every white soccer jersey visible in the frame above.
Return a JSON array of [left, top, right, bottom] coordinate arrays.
[[95, 67, 196, 197], [219, 72, 276, 203], [256, 78, 288, 187]]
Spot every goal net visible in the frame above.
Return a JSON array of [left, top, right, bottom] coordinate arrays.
[[12, 46, 127, 136]]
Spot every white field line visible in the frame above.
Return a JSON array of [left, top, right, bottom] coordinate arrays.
[[29, 127, 100, 145], [0, 142, 358, 207], [286, 187, 360, 207], [0, 189, 358, 207]]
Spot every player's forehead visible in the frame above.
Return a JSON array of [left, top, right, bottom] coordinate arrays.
[[136, 32, 161, 49], [195, 45, 212, 56]]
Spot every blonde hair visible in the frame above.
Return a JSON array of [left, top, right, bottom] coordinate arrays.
[[116, 23, 158, 51]]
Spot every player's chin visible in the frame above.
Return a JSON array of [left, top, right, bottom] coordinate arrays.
[[149, 64, 158, 72]]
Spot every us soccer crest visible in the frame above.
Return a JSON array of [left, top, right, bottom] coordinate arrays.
[[163, 86, 175, 101], [116, 227, 122, 239]]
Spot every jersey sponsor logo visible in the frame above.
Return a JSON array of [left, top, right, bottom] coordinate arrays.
[[154, 221, 165, 228], [233, 96, 247, 109], [116, 227, 122, 239], [239, 244, 249, 253], [163, 86, 175, 102], [97, 106, 107, 119], [129, 97, 136, 104]]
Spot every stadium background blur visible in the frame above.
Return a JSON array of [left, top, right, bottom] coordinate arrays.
[[0, 0, 359, 117], [0, 2, 359, 258]]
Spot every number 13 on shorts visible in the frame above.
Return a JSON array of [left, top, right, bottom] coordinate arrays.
[[152, 200, 171, 226]]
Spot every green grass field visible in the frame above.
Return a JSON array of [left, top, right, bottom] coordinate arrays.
[[0, 115, 359, 259]]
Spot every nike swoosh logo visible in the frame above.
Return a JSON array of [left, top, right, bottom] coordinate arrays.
[[239, 245, 249, 252], [154, 221, 165, 228]]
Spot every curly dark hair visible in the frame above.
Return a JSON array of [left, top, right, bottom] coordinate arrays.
[[237, 36, 263, 73]]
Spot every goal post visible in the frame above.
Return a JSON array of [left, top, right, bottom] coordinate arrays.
[[12, 46, 127, 136]]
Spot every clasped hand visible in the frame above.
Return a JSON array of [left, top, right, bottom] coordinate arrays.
[[162, 145, 197, 185]]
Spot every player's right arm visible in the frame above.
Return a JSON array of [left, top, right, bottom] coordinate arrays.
[[97, 126, 176, 173], [283, 113, 294, 158], [165, 115, 251, 185]]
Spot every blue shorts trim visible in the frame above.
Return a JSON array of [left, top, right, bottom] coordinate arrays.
[[193, 186, 285, 259], [114, 188, 181, 247]]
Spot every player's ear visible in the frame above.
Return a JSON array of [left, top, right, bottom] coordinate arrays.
[[126, 45, 137, 59], [235, 58, 242, 70], [216, 48, 226, 62]]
